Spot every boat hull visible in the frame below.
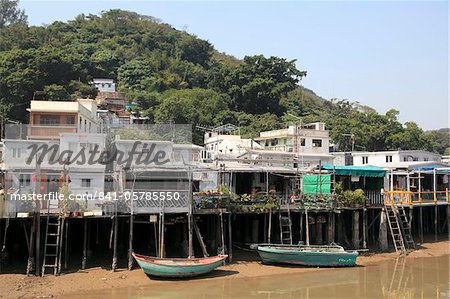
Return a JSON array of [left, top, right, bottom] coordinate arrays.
[[255, 245, 358, 267], [132, 253, 228, 278]]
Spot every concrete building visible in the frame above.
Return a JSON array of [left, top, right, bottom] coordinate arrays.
[[332, 150, 441, 167], [255, 122, 333, 167], [92, 78, 116, 93], [27, 99, 100, 139]]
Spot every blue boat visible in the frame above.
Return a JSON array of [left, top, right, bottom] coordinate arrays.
[[251, 244, 358, 267]]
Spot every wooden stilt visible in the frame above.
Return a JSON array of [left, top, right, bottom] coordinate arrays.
[[26, 219, 35, 275], [154, 220, 158, 257], [58, 217, 64, 275], [252, 217, 258, 243], [447, 205, 450, 241], [362, 208, 367, 249], [82, 218, 87, 269], [434, 205, 438, 241], [268, 209, 272, 243], [352, 210, 360, 249], [128, 215, 134, 270], [305, 208, 310, 246], [419, 206, 424, 244], [64, 219, 69, 270], [263, 213, 267, 242], [228, 213, 232, 262], [187, 167, 193, 258], [193, 220, 208, 257], [379, 208, 388, 251], [0, 219, 2, 274], [188, 213, 193, 258], [220, 211, 225, 255], [159, 212, 165, 258], [299, 212, 304, 243], [112, 216, 118, 271], [327, 212, 335, 244], [35, 215, 40, 276]]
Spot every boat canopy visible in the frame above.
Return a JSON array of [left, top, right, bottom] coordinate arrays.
[[322, 165, 386, 177]]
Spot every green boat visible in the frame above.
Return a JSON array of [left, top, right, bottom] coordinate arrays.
[[251, 244, 358, 267], [132, 253, 228, 278]]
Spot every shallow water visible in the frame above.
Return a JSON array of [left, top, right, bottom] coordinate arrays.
[[76, 255, 450, 299]]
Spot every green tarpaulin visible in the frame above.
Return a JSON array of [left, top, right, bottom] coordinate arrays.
[[302, 174, 331, 194], [322, 165, 386, 177]]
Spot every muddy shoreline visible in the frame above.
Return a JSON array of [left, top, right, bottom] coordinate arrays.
[[1, 241, 449, 298]]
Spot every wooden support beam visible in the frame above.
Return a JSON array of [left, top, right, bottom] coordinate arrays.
[[58, 217, 64, 275], [378, 208, 388, 251], [352, 210, 360, 249], [228, 213, 233, 262], [128, 215, 134, 271], [252, 218, 258, 243], [26, 219, 35, 275], [305, 208, 310, 246], [419, 206, 424, 244], [35, 214, 41, 276], [159, 212, 165, 258], [112, 216, 118, 271], [64, 219, 69, 270], [220, 212, 225, 255], [362, 209, 367, 249], [434, 205, 438, 241], [327, 212, 334, 244], [447, 205, 450, 241], [268, 209, 272, 243], [188, 213, 193, 258], [193, 221, 208, 257], [82, 219, 87, 269], [299, 212, 304, 243]]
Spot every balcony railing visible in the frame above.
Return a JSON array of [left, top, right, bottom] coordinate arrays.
[[384, 190, 449, 205], [365, 190, 383, 206]]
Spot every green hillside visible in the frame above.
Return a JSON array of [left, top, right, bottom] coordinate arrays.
[[0, 6, 447, 152]]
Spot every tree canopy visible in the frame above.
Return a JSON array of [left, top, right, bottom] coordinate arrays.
[[0, 6, 446, 153]]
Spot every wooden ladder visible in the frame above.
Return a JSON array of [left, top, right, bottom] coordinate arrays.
[[396, 206, 415, 250], [385, 205, 406, 253], [279, 208, 293, 245], [42, 216, 63, 276]]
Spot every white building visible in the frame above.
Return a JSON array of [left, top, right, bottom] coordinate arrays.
[[203, 132, 264, 161], [334, 150, 441, 167], [92, 78, 116, 93], [255, 122, 330, 154], [2, 100, 106, 217]]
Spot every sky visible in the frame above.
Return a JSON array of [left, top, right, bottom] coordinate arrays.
[[18, 0, 449, 130]]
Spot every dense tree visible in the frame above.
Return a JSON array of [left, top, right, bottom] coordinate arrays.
[[0, 7, 446, 153], [0, 0, 26, 28]]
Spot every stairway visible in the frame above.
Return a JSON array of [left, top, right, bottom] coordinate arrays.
[[42, 216, 63, 276], [396, 206, 415, 250], [385, 205, 406, 253], [385, 205, 415, 253], [279, 209, 293, 245]]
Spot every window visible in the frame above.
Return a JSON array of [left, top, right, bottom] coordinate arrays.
[[12, 148, 21, 158], [19, 174, 31, 187], [300, 138, 306, 146], [386, 155, 393, 163], [40, 115, 60, 126], [312, 139, 322, 147], [362, 156, 368, 164], [66, 115, 75, 125], [260, 173, 265, 183], [81, 179, 91, 188]]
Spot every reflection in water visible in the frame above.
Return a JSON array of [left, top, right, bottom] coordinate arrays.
[[75, 255, 449, 299]]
